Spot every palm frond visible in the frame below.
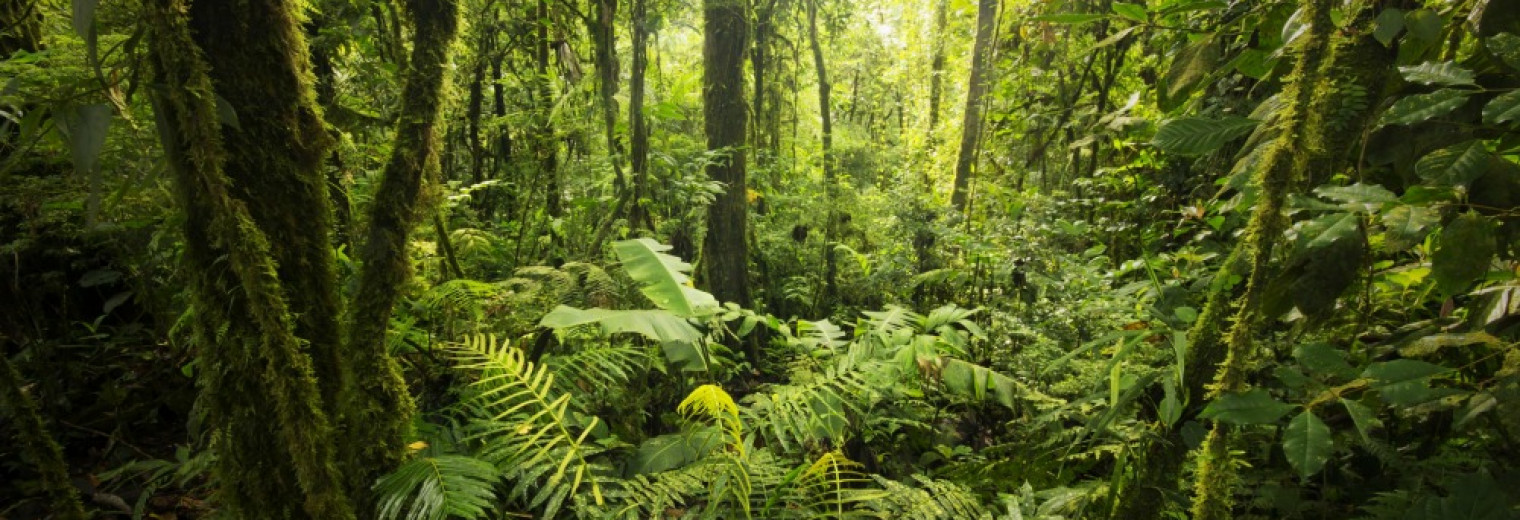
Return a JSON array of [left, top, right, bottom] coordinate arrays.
[[793, 451, 887, 519]]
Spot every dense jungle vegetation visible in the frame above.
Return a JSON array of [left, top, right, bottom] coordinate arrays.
[[2, 0, 1519, 517]]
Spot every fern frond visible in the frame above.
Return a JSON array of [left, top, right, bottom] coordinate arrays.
[[373, 455, 500, 520], [865, 475, 986, 519], [794, 451, 887, 519], [451, 334, 606, 518], [418, 279, 500, 317], [745, 368, 873, 454], [679, 384, 744, 455], [543, 342, 646, 395]]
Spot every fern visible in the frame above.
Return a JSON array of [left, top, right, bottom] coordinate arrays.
[[679, 384, 744, 455], [418, 279, 500, 319], [791, 451, 887, 519], [450, 334, 606, 517], [373, 455, 500, 520], [745, 367, 873, 453], [866, 475, 987, 519], [543, 342, 646, 395]]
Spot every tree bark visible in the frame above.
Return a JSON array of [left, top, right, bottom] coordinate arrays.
[[949, 0, 996, 212], [700, 0, 751, 345], [629, 0, 653, 230], [341, 0, 460, 508], [806, 0, 838, 310], [147, 0, 354, 515]]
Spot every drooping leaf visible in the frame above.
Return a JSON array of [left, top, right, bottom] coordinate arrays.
[[1030, 13, 1107, 24], [1482, 89, 1520, 125], [1151, 116, 1259, 155], [613, 238, 719, 317], [1282, 410, 1332, 480], [540, 306, 702, 345], [1340, 398, 1382, 444], [1487, 32, 1520, 71], [61, 104, 112, 175], [1199, 389, 1295, 426], [1110, 3, 1146, 22], [1399, 61, 1476, 86], [1373, 8, 1404, 46], [1364, 359, 1453, 406], [1160, 34, 1220, 110], [1313, 183, 1396, 211], [1379, 89, 1471, 126], [626, 428, 723, 476], [1379, 204, 1439, 251], [1430, 213, 1497, 297], [1293, 342, 1358, 381], [940, 358, 1019, 410], [1415, 141, 1493, 188]]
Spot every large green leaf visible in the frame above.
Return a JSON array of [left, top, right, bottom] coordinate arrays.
[[1340, 398, 1382, 444], [1373, 8, 1404, 46], [1199, 389, 1295, 425], [540, 306, 701, 344], [625, 428, 723, 476], [940, 358, 1019, 410], [1293, 342, 1357, 381], [1487, 32, 1520, 71], [1431, 213, 1497, 297], [1398, 61, 1476, 86], [539, 306, 708, 371], [1364, 359, 1455, 406], [1379, 204, 1439, 251], [1282, 410, 1332, 480], [1159, 34, 1221, 110], [1379, 89, 1471, 126], [1482, 89, 1520, 125], [613, 238, 719, 317], [1415, 141, 1493, 188], [1151, 116, 1259, 155]]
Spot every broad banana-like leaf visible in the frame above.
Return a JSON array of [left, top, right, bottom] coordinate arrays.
[[613, 238, 719, 317], [539, 306, 709, 371]]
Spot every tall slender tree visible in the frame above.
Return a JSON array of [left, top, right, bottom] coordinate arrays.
[[949, 0, 996, 212], [806, 0, 838, 307], [700, 0, 751, 347]]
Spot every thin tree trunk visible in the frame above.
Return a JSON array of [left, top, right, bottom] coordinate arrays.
[[341, 0, 460, 506], [926, 0, 946, 135], [806, 0, 838, 310], [628, 0, 653, 230], [0, 345, 87, 520], [949, 0, 996, 212]]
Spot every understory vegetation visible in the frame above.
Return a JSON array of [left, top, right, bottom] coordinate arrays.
[[2, 0, 1518, 518]]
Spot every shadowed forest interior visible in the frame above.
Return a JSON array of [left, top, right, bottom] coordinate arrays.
[[2, 0, 1520, 518]]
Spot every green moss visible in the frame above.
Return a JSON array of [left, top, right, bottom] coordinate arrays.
[[0, 346, 87, 520], [146, 0, 355, 517], [340, 0, 460, 506]]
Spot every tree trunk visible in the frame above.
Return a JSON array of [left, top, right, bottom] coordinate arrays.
[[341, 0, 460, 508], [700, 0, 751, 348], [1, 344, 87, 520], [949, 0, 996, 212], [147, 0, 354, 515], [806, 0, 838, 310], [628, 0, 653, 230], [926, 0, 946, 136]]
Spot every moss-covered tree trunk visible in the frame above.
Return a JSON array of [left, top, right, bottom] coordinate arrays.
[[1109, 0, 1398, 517], [1, 339, 87, 520], [341, 0, 460, 506], [147, 0, 354, 516]]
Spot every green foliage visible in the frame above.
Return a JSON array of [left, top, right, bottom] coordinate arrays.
[[373, 455, 501, 520]]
